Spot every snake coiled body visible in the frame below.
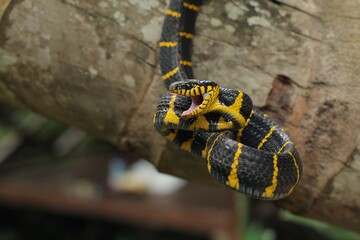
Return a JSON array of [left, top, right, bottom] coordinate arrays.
[[154, 0, 302, 200]]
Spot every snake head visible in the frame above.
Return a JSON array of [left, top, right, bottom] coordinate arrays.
[[169, 80, 220, 118]]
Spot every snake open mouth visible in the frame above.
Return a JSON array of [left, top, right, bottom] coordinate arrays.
[[182, 93, 209, 117], [169, 80, 219, 117]]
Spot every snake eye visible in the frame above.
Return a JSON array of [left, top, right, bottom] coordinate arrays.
[[184, 82, 193, 90]]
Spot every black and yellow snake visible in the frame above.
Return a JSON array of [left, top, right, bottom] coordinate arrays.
[[153, 0, 302, 200]]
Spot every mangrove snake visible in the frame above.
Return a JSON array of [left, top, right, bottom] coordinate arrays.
[[153, 0, 302, 200]]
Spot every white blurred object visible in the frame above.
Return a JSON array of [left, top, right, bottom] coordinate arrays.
[[108, 158, 187, 196]]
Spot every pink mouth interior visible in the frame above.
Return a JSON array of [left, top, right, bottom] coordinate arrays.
[[182, 95, 203, 116]]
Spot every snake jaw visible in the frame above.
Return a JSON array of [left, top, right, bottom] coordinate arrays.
[[169, 80, 219, 117], [182, 92, 210, 117]]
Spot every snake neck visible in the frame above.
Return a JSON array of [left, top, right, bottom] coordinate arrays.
[[208, 88, 253, 130]]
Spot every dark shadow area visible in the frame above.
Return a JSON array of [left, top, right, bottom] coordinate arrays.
[[0, 203, 209, 240]]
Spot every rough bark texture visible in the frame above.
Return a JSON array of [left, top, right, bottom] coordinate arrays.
[[1, 0, 360, 233]]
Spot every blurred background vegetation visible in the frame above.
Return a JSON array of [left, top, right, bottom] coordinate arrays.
[[0, 103, 359, 240]]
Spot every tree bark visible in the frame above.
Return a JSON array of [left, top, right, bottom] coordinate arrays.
[[1, 0, 360, 233]]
